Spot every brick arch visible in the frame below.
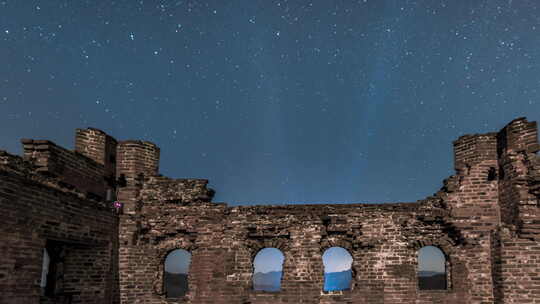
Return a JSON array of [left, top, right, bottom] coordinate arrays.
[[246, 238, 290, 261], [153, 239, 197, 296], [319, 237, 355, 253], [246, 239, 289, 291], [415, 242, 453, 290], [320, 242, 356, 291], [251, 247, 286, 289], [410, 238, 455, 258]]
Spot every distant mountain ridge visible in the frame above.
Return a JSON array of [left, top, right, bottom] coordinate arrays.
[[418, 271, 443, 277], [253, 271, 282, 291], [252, 270, 353, 292], [324, 269, 352, 291]]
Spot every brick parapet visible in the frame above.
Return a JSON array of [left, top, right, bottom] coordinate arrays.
[[75, 127, 118, 180], [497, 117, 539, 155], [0, 149, 113, 210], [21, 138, 112, 200], [140, 175, 215, 203], [453, 132, 498, 172], [116, 140, 160, 179]]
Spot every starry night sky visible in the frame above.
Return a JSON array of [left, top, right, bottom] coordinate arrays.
[[4, 0, 538, 276], [2, 0, 540, 207]]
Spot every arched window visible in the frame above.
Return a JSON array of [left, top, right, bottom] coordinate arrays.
[[252, 248, 284, 291], [164, 249, 191, 298], [417, 246, 447, 290], [322, 247, 353, 291]]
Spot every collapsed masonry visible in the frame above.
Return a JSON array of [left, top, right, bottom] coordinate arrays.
[[1, 117, 539, 304]]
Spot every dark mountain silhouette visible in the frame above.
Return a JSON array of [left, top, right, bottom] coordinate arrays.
[[324, 269, 352, 291], [418, 271, 446, 290], [164, 271, 188, 298], [253, 271, 282, 291]]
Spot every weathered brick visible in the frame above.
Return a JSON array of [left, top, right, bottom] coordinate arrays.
[[2, 119, 540, 303]]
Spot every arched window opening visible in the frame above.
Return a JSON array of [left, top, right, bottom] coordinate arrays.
[[322, 247, 353, 291], [418, 246, 447, 290], [164, 249, 191, 298], [252, 248, 284, 291]]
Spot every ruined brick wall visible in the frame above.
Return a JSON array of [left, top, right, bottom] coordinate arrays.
[[426, 132, 502, 303], [224, 202, 468, 304], [492, 118, 540, 303], [115, 140, 165, 304], [2, 118, 539, 304], [117, 176, 222, 304], [122, 190, 475, 304], [0, 143, 118, 304], [114, 117, 539, 304]]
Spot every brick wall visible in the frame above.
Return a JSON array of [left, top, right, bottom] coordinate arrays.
[[112, 117, 538, 304], [492, 118, 540, 303], [2, 118, 539, 304], [74, 128, 118, 187], [0, 151, 118, 304], [120, 192, 482, 304], [21, 137, 112, 200]]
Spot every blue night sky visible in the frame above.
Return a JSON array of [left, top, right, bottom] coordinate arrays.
[[254, 248, 284, 274], [1, 0, 539, 274], [165, 249, 191, 274]]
